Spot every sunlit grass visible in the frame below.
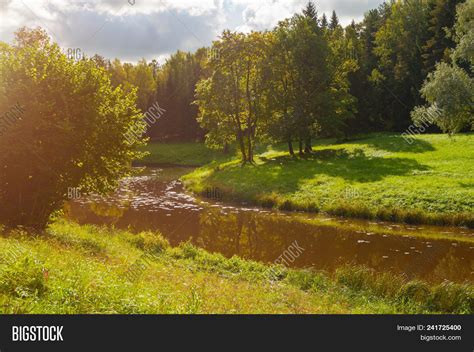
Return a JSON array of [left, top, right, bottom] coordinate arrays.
[[0, 220, 472, 314], [182, 133, 474, 227]]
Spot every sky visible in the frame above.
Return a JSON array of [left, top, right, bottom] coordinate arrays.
[[0, 0, 386, 63]]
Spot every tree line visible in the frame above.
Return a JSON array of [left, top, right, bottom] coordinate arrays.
[[91, 0, 472, 158]]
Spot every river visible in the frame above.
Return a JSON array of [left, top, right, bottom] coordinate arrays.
[[66, 166, 474, 283]]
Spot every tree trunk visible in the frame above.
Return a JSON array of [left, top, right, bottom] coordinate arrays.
[[288, 139, 294, 155], [237, 133, 247, 163], [304, 137, 312, 153], [298, 140, 303, 155], [247, 136, 253, 164]]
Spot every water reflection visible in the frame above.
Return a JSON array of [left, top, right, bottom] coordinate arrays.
[[66, 167, 474, 283]]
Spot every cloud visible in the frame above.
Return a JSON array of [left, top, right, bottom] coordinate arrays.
[[0, 0, 385, 62]]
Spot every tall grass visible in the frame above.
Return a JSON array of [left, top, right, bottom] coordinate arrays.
[[1, 221, 472, 314]]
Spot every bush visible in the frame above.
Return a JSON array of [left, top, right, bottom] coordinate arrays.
[[0, 28, 146, 229]]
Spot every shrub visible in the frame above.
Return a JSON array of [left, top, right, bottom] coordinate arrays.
[[0, 28, 146, 229]]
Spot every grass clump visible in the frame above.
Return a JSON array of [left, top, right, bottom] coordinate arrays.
[[128, 231, 170, 254], [334, 266, 473, 314], [0, 256, 47, 298]]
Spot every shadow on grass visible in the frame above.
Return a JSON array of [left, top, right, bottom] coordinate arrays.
[[252, 148, 430, 184], [355, 134, 436, 153], [458, 182, 474, 188]]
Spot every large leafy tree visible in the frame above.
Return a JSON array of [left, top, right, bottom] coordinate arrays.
[[265, 12, 344, 154], [412, 0, 474, 133], [195, 31, 270, 163], [326, 22, 359, 137], [292, 13, 331, 153], [264, 20, 299, 154], [0, 28, 146, 228]]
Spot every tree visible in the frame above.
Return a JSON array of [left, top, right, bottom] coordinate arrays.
[[292, 14, 331, 153], [422, 0, 463, 74], [323, 20, 359, 138], [195, 31, 270, 163], [329, 10, 340, 31], [372, 0, 430, 130], [150, 49, 207, 141], [412, 0, 474, 134], [107, 58, 156, 113], [264, 14, 334, 155], [265, 20, 299, 154], [348, 8, 386, 132], [0, 27, 146, 228], [321, 13, 328, 30], [303, 1, 318, 22]]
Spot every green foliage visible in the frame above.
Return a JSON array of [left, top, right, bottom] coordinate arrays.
[[0, 220, 471, 314], [412, 0, 474, 134], [128, 231, 170, 254], [329, 10, 340, 31], [373, 0, 430, 130], [149, 50, 207, 141], [422, 0, 462, 74], [0, 28, 146, 228], [108, 58, 156, 112], [0, 255, 47, 298], [195, 31, 271, 162], [197, 11, 350, 159]]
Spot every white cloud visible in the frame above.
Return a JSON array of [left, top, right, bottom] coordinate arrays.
[[0, 0, 385, 62]]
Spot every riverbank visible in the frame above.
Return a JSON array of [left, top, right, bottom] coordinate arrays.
[[182, 133, 474, 228], [0, 220, 472, 314]]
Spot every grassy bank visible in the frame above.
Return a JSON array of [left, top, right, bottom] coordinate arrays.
[[0, 221, 472, 314], [183, 133, 474, 227], [139, 142, 230, 166]]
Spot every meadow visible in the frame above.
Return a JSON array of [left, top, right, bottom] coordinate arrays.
[[0, 221, 472, 314], [183, 133, 474, 227]]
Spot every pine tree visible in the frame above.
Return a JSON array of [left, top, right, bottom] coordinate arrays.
[[329, 10, 339, 30], [303, 1, 318, 22], [321, 13, 328, 29]]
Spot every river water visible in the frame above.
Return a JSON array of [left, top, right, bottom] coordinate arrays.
[[66, 167, 474, 283]]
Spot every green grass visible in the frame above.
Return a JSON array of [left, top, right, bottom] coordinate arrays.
[[138, 142, 230, 166], [0, 221, 472, 314], [183, 133, 474, 227]]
